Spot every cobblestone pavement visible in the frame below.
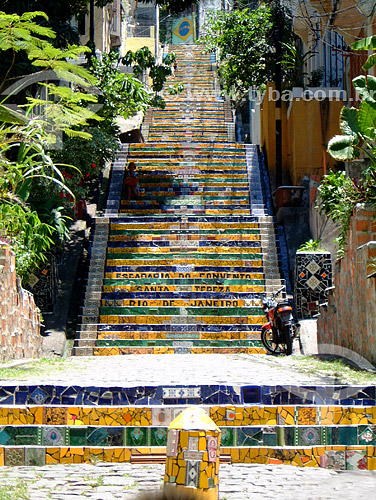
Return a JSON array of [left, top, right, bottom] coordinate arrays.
[[0, 354, 346, 386], [0, 462, 374, 500]]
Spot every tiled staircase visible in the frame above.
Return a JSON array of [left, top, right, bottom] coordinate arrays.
[[2, 45, 373, 472], [74, 44, 284, 356]]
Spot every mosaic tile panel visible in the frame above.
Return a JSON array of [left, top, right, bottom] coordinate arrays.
[[294, 252, 332, 319], [346, 450, 367, 470], [324, 450, 346, 470], [0, 385, 376, 407]]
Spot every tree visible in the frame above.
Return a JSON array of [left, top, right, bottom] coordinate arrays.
[[199, 5, 293, 102]]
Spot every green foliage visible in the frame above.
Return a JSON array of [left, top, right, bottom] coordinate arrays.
[[52, 126, 119, 200], [351, 35, 376, 71], [0, 203, 55, 280], [199, 7, 272, 99], [90, 48, 179, 121], [154, 0, 197, 15], [25, 83, 102, 144], [0, 10, 95, 94], [308, 67, 324, 87], [0, 120, 75, 203], [297, 239, 325, 252], [199, 5, 292, 101], [281, 41, 315, 88], [317, 171, 373, 256], [326, 36, 376, 256]]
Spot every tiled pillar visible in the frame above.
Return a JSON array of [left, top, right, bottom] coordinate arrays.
[[164, 407, 221, 500], [295, 252, 332, 320]]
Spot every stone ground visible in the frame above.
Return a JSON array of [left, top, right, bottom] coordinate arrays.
[[0, 461, 375, 499], [0, 353, 358, 387]]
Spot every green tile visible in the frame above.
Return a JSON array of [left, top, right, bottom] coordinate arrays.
[[263, 429, 277, 446], [126, 427, 149, 447], [15, 427, 39, 445], [0, 427, 13, 445], [150, 427, 168, 446], [220, 427, 234, 447], [69, 427, 88, 446], [235, 427, 263, 447], [25, 448, 46, 466], [358, 425, 376, 446]]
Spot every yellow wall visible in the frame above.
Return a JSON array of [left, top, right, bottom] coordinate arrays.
[[260, 83, 289, 177], [125, 32, 155, 56], [261, 83, 344, 186]]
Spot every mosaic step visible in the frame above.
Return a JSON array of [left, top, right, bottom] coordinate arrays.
[[75, 44, 286, 356], [0, 424, 375, 449], [0, 444, 374, 469], [2, 384, 376, 406], [0, 401, 376, 468]]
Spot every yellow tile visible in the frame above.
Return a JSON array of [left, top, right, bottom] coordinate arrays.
[[179, 431, 189, 450], [368, 458, 376, 470], [176, 465, 186, 485]]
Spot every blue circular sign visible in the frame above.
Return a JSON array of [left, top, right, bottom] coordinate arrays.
[[179, 21, 190, 37]]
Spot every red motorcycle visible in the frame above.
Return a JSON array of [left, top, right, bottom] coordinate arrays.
[[260, 285, 299, 355]]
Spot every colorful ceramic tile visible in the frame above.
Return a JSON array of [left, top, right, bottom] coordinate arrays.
[[235, 427, 263, 447], [151, 427, 168, 446], [14, 427, 39, 445], [294, 252, 332, 319], [263, 428, 277, 446], [25, 447, 46, 466], [297, 407, 318, 425], [152, 408, 173, 426], [30, 388, 49, 405], [44, 407, 67, 425], [0, 427, 12, 445], [188, 436, 199, 451], [346, 450, 367, 470], [126, 427, 148, 447], [69, 427, 88, 446], [220, 427, 234, 446], [4, 448, 24, 466], [185, 460, 200, 488], [358, 425, 376, 445], [298, 427, 322, 446], [167, 429, 179, 457], [42, 427, 65, 446], [226, 409, 236, 421], [324, 450, 346, 471], [207, 435, 218, 463]]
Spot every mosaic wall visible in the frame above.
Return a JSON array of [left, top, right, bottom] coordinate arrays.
[[294, 252, 332, 319], [1, 404, 376, 427], [1, 424, 375, 448], [1, 385, 376, 406], [0, 445, 375, 469], [0, 244, 42, 362]]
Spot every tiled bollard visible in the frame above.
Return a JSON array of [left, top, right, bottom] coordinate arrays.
[[295, 251, 332, 320], [164, 407, 221, 500]]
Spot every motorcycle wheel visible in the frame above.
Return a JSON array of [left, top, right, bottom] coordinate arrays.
[[283, 327, 293, 355], [261, 327, 288, 355]]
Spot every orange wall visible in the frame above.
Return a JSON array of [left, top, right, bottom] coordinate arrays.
[[261, 84, 344, 185]]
